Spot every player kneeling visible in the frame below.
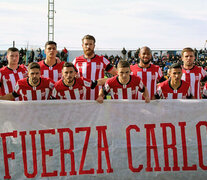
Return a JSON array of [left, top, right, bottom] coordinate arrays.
[[52, 62, 107, 100], [0, 62, 55, 101], [96, 60, 150, 103], [154, 63, 194, 99]]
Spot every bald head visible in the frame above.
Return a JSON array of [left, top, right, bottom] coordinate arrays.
[[140, 46, 151, 53]]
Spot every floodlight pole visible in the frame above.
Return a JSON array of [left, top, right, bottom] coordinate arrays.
[[48, 0, 55, 41]]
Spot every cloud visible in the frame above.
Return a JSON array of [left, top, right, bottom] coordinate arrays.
[[0, 0, 207, 50]]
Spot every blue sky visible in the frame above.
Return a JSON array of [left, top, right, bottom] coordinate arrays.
[[0, 0, 207, 50]]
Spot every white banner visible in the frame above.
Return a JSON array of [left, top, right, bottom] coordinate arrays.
[[0, 100, 207, 180]]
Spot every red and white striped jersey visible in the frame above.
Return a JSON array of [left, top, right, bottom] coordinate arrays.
[[73, 55, 113, 100], [52, 77, 93, 100], [13, 77, 55, 101], [181, 65, 207, 99], [38, 60, 64, 82], [104, 75, 145, 100], [130, 63, 163, 100], [202, 82, 207, 98], [156, 80, 192, 99], [0, 65, 27, 96]]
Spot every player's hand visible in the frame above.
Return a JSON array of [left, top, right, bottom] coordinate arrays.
[[96, 96, 104, 104], [145, 97, 150, 103]]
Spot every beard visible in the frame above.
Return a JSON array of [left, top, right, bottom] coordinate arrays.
[[32, 77, 39, 84], [141, 59, 151, 65], [186, 61, 193, 67], [84, 49, 94, 57], [66, 77, 75, 84]]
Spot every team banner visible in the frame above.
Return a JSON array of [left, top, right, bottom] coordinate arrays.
[[0, 100, 207, 179]]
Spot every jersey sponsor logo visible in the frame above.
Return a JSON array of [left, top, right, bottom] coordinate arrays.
[[152, 75, 156, 80], [41, 92, 46, 97], [84, 80, 91, 87], [195, 76, 199, 81], [96, 65, 102, 70]]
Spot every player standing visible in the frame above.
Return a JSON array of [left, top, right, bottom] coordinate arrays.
[[0, 47, 27, 98], [73, 35, 117, 100], [130, 46, 165, 100], [0, 62, 54, 101], [154, 63, 193, 99], [38, 41, 64, 82], [96, 61, 150, 103], [181, 47, 207, 99], [52, 62, 107, 100]]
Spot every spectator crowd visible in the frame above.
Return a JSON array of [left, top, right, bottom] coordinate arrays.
[[1, 34, 207, 102]]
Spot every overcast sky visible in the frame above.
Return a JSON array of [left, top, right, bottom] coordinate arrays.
[[0, 0, 207, 50]]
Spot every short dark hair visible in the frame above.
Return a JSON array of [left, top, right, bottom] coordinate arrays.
[[7, 47, 19, 53], [62, 62, 78, 72], [170, 63, 182, 70], [181, 47, 194, 56], [45, 41, 57, 48], [28, 62, 40, 70], [82, 35, 96, 43], [117, 60, 130, 68]]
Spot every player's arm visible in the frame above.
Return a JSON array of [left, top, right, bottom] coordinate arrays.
[[186, 86, 194, 99], [96, 82, 110, 103], [0, 93, 15, 101], [202, 94, 207, 99], [96, 88, 105, 103], [83, 77, 107, 89], [199, 67, 207, 82], [202, 85, 207, 99], [137, 78, 150, 103], [52, 87, 60, 99], [142, 86, 150, 103], [105, 62, 117, 76], [153, 86, 162, 99], [157, 67, 166, 85], [151, 95, 156, 100], [201, 76, 207, 82], [97, 78, 107, 86]]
